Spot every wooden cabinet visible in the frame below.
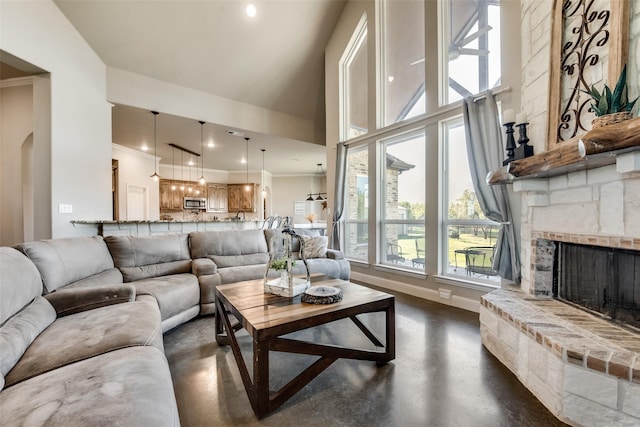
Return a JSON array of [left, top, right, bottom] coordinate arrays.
[[207, 184, 228, 212], [227, 184, 255, 212], [159, 180, 184, 211]]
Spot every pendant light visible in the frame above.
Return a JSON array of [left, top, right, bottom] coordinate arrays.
[[171, 147, 176, 191], [149, 111, 160, 181], [198, 121, 206, 185], [244, 137, 251, 192], [179, 150, 185, 191], [261, 148, 266, 196], [315, 164, 324, 200]]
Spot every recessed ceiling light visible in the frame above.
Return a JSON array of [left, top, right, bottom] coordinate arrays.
[[141, 145, 148, 151], [226, 130, 245, 137], [246, 4, 257, 18], [388, 75, 394, 82], [241, 158, 247, 164], [208, 141, 214, 148], [188, 159, 194, 166]]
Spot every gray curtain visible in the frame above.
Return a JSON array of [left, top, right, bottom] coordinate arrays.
[[462, 91, 521, 282], [331, 143, 347, 250]]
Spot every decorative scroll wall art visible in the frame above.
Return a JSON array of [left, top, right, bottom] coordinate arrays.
[[547, 0, 630, 150]]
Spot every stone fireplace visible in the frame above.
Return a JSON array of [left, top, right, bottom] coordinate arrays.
[[480, 152, 640, 426]]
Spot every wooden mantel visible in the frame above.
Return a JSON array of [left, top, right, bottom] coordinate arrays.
[[487, 117, 640, 184]]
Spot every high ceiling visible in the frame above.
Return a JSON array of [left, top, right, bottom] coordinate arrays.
[[52, 0, 347, 175]]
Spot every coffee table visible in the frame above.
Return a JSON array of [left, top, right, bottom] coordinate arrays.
[[214, 277, 395, 418]]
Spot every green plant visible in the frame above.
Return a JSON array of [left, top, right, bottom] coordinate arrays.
[[269, 257, 296, 271], [584, 64, 639, 116]]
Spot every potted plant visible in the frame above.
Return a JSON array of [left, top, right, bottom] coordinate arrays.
[[584, 64, 639, 128], [269, 257, 296, 271]]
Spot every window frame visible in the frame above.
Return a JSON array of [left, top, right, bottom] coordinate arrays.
[[339, 12, 369, 143], [343, 143, 370, 262], [378, 128, 427, 272], [439, 115, 500, 285]]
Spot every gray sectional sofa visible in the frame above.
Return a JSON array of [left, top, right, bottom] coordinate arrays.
[[0, 227, 349, 426]]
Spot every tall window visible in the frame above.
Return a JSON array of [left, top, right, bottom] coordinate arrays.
[[337, 0, 506, 286], [379, 0, 426, 126], [344, 146, 369, 261], [380, 130, 426, 270], [441, 0, 502, 104], [341, 14, 369, 141], [442, 117, 499, 282]]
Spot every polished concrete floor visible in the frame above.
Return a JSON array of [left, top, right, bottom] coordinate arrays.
[[164, 287, 568, 426]]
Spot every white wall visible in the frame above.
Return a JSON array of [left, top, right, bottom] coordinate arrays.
[[0, 81, 33, 246], [112, 144, 159, 220], [107, 67, 317, 145], [1, 0, 112, 239], [272, 175, 327, 223]]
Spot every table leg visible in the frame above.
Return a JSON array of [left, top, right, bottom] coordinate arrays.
[[380, 301, 395, 365], [253, 339, 270, 418], [214, 294, 228, 345]]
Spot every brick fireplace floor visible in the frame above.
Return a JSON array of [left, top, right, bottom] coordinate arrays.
[[482, 287, 640, 381], [164, 287, 567, 426]]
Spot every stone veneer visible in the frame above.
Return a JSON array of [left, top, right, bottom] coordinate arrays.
[[480, 154, 640, 427], [481, 288, 640, 426], [479, 2, 640, 425]]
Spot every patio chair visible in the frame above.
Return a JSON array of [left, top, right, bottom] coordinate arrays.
[[386, 243, 406, 264], [464, 246, 497, 277], [412, 238, 425, 268]]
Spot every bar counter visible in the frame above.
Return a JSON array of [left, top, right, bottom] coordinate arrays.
[[71, 220, 261, 236]]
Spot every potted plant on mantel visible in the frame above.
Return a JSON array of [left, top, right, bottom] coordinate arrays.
[[585, 64, 639, 129]]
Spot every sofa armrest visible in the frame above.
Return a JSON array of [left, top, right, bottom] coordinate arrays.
[[326, 249, 345, 260], [192, 258, 217, 276], [44, 284, 136, 317]]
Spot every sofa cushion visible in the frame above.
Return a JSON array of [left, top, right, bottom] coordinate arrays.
[[0, 248, 55, 391], [132, 274, 200, 321], [105, 234, 192, 282], [0, 346, 180, 427], [218, 264, 268, 285], [189, 229, 269, 268], [17, 236, 118, 293], [4, 295, 162, 388], [301, 235, 328, 259], [0, 247, 44, 324], [0, 297, 55, 392]]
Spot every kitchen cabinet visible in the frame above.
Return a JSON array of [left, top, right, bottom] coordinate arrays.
[[159, 180, 184, 211], [207, 184, 228, 212], [227, 184, 255, 212]]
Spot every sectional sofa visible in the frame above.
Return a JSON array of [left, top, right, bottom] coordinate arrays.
[[0, 228, 349, 426]]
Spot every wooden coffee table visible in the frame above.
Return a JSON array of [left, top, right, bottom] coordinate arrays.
[[214, 277, 395, 418]]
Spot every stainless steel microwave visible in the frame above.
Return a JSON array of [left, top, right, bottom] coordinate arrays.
[[184, 197, 206, 210]]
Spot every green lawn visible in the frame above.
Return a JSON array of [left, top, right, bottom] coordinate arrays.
[[395, 226, 498, 268]]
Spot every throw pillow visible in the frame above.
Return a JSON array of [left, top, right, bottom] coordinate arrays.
[[301, 236, 328, 259]]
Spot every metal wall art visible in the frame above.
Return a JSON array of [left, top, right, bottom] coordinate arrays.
[[547, 0, 630, 150]]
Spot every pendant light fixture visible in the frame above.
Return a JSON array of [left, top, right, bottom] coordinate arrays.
[[244, 137, 251, 192], [171, 147, 176, 191], [198, 121, 206, 185], [149, 111, 160, 181], [315, 163, 325, 201], [261, 148, 266, 196], [179, 150, 185, 191]]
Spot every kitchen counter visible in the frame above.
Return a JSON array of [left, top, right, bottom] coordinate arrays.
[[71, 219, 262, 236]]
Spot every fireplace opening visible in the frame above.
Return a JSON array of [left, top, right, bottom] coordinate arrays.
[[555, 242, 640, 329]]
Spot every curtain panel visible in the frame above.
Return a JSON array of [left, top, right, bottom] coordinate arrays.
[[331, 143, 347, 250], [462, 92, 521, 282]]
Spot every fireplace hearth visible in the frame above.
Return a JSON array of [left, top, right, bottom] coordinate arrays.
[[481, 153, 640, 426]]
